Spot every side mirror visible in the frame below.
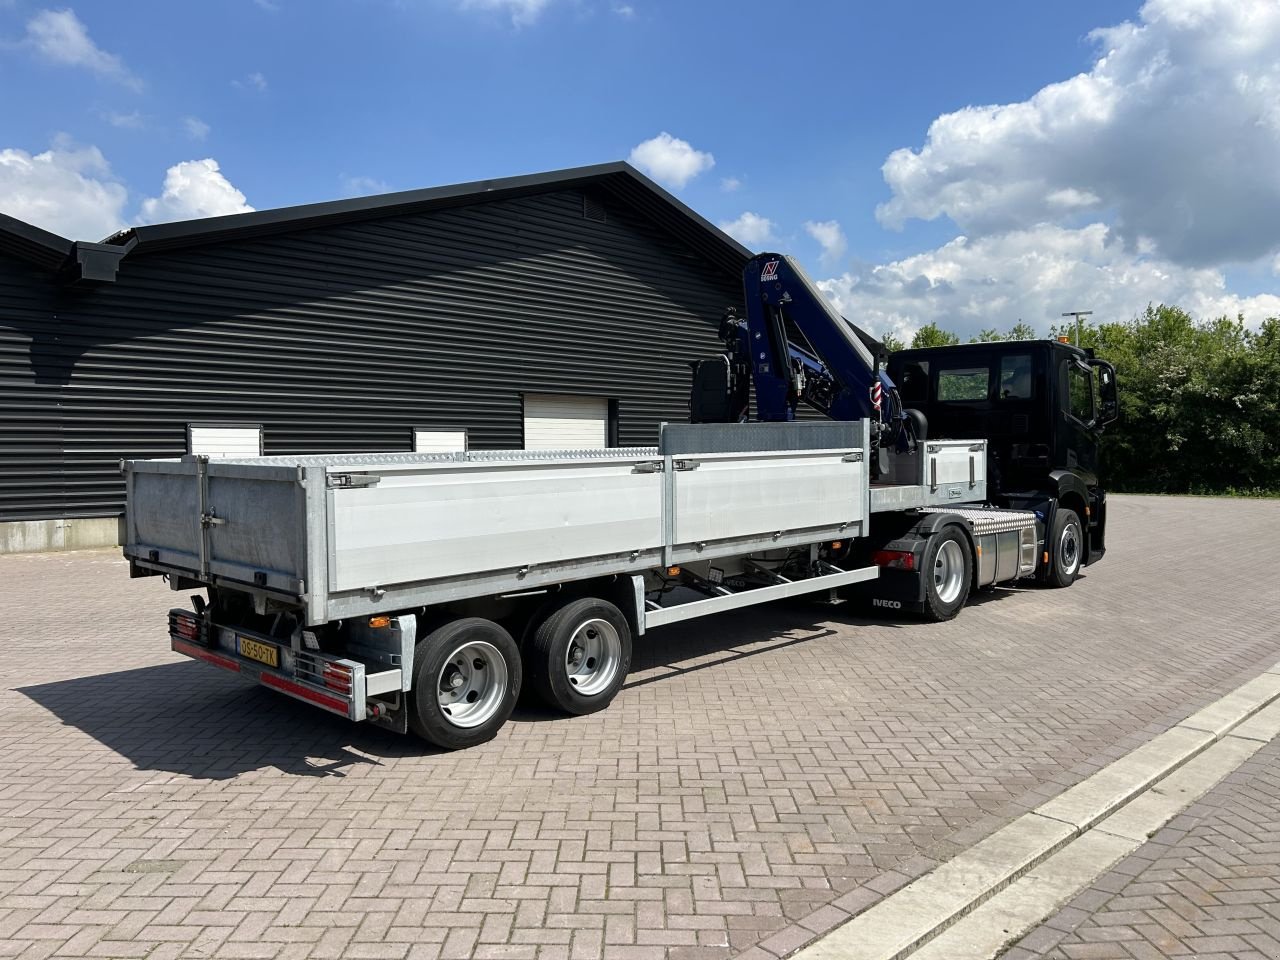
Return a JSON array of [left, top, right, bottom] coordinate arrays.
[[1089, 359, 1119, 427]]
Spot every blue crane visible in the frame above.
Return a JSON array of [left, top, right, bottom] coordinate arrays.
[[690, 252, 922, 475]]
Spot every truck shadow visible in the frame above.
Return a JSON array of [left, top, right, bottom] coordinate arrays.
[[621, 602, 880, 692], [18, 662, 427, 780], [17, 602, 902, 778]]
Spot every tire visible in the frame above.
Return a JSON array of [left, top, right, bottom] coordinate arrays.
[[921, 526, 972, 622], [408, 618, 521, 750], [1044, 507, 1083, 588], [528, 597, 632, 716]]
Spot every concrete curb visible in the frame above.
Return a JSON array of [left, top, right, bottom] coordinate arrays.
[[790, 661, 1280, 960]]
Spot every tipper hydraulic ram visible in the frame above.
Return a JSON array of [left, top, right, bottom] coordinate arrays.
[[125, 252, 1116, 750]]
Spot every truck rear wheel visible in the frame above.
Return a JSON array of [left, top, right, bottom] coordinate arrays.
[[409, 618, 521, 750], [528, 597, 632, 715], [922, 526, 972, 622], [1044, 508, 1083, 588]]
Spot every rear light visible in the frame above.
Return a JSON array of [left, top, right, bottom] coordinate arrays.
[[323, 661, 353, 694], [168, 609, 206, 645], [871, 549, 915, 571]]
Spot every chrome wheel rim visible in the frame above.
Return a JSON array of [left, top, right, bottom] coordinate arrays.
[[564, 618, 622, 697], [437, 640, 508, 728], [1060, 522, 1082, 576], [934, 540, 965, 605]]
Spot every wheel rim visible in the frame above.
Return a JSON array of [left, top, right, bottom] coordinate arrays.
[[933, 540, 965, 605], [437, 640, 508, 729], [564, 618, 622, 698], [1059, 522, 1082, 576]]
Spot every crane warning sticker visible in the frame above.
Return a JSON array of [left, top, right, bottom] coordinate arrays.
[[760, 260, 780, 282]]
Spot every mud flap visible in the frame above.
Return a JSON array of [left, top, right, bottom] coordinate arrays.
[[846, 567, 926, 615]]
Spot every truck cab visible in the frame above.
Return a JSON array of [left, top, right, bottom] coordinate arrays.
[[887, 339, 1118, 574]]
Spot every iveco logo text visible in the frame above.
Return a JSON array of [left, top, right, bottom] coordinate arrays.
[[871, 598, 901, 609]]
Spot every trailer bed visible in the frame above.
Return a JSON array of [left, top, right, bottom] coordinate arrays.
[[126, 421, 896, 625]]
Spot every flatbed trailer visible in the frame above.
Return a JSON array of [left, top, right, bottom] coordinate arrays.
[[125, 419, 1040, 750]]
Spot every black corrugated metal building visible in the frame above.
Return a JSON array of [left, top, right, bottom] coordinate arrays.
[[0, 162, 751, 546]]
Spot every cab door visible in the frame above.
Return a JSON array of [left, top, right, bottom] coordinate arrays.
[[1059, 357, 1099, 477]]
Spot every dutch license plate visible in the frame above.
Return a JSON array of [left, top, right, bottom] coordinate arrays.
[[238, 636, 279, 668]]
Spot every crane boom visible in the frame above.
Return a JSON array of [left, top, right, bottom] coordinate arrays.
[[690, 251, 918, 475]]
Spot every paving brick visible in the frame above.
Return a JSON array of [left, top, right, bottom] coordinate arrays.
[[1017, 734, 1280, 960], [3, 496, 1280, 960]]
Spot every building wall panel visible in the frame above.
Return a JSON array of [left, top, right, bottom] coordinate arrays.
[[0, 256, 62, 521], [6, 189, 742, 519]]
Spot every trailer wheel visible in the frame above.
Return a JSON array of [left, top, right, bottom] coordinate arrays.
[[1045, 508, 1083, 588], [409, 618, 521, 750], [528, 597, 632, 716], [921, 526, 972, 622]]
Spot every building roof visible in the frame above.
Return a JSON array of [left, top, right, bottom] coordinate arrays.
[[105, 161, 753, 277], [0, 212, 74, 272]]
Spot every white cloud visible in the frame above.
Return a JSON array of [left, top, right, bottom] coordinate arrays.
[[875, 0, 1280, 268], [103, 110, 143, 129], [718, 211, 775, 249], [720, 176, 742, 192], [612, 3, 634, 18], [804, 219, 847, 266], [458, 0, 552, 27], [183, 116, 210, 141], [816, 222, 1280, 344], [138, 159, 253, 224], [628, 132, 714, 189], [0, 139, 127, 240], [341, 174, 390, 197], [1, 141, 254, 237], [233, 71, 268, 92], [25, 9, 141, 90]]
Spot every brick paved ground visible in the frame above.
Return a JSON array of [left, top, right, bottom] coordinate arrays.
[[1006, 735, 1280, 960], [1, 495, 1278, 960]]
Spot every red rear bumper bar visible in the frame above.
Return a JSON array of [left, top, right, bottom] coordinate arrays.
[[171, 636, 353, 718]]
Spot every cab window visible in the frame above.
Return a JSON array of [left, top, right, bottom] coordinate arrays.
[[998, 354, 1033, 400], [1067, 363, 1094, 422], [898, 361, 929, 403], [936, 366, 990, 402]]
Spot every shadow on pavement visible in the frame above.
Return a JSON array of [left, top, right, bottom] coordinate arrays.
[[18, 661, 429, 780], [18, 598, 909, 779]]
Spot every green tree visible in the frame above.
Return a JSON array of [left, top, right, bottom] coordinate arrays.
[[911, 323, 960, 348], [1007, 321, 1037, 340], [970, 328, 1005, 343], [1062, 305, 1280, 495], [880, 331, 906, 354]]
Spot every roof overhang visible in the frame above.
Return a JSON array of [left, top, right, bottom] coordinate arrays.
[[0, 213, 74, 273], [105, 161, 753, 277]]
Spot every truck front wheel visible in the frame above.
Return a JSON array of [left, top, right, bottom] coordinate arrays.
[[409, 618, 521, 750], [528, 597, 632, 715], [1044, 508, 1083, 588], [922, 527, 972, 622]]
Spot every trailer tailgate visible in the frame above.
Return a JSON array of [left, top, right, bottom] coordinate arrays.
[[124, 458, 310, 596]]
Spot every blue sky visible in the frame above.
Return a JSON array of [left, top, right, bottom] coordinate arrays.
[[2, 0, 1278, 338]]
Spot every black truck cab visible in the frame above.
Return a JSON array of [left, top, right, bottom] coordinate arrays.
[[888, 339, 1118, 575]]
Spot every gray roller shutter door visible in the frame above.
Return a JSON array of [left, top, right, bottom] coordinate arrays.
[[523, 394, 609, 450]]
